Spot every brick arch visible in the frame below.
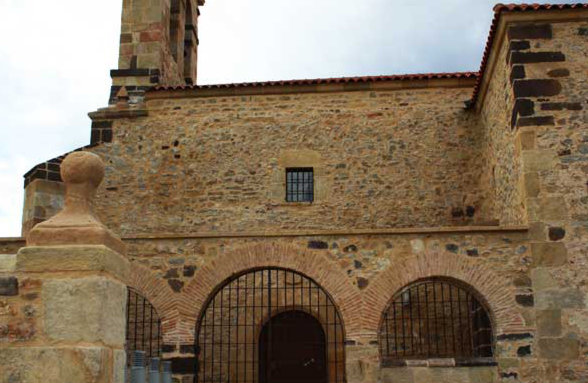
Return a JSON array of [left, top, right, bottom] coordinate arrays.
[[180, 242, 364, 338], [127, 263, 181, 343], [364, 252, 524, 336]]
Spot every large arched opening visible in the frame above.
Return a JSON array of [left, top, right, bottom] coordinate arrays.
[[195, 267, 346, 383]]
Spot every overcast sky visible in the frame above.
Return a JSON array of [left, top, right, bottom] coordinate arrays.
[[0, 0, 573, 237]]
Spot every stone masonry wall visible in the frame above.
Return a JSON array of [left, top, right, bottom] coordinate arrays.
[[510, 20, 588, 383], [477, 30, 525, 227], [88, 86, 488, 236]]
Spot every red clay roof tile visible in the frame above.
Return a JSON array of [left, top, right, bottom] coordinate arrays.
[[152, 3, 588, 104], [153, 72, 479, 92], [471, 3, 588, 104]]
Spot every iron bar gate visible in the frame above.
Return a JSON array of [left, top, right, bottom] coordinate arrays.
[[195, 267, 346, 383], [126, 287, 162, 361], [379, 278, 493, 360]]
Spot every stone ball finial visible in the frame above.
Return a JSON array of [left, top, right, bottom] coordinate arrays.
[[61, 151, 105, 188], [26, 151, 125, 254]]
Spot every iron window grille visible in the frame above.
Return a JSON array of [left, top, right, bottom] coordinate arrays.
[[379, 278, 493, 360], [195, 267, 346, 383], [286, 168, 314, 202], [126, 287, 162, 362]]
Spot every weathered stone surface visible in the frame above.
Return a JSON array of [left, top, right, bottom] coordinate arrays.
[[538, 338, 579, 359], [380, 367, 414, 383], [112, 350, 126, 383], [530, 242, 567, 267], [536, 289, 585, 309], [0, 276, 18, 296], [508, 24, 552, 40], [522, 150, 557, 172], [548, 227, 565, 241], [528, 197, 568, 221], [43, 276, 126, 346], [510, 51, 565, 64], [0, 254, 16, 272], [0, 346, 114, 383], [531, 268, 558, 291], [26, 152, 125, 254], [17, 245, 130, 281], [513, 79, 562, 98], [537, 309, 561, 337]]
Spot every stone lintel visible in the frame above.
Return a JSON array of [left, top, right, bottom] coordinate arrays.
[[16, 245, 130, 281]]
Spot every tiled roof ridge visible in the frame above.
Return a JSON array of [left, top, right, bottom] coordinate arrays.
[[471, 2, 588, 103], [153, 72, 479, 91]]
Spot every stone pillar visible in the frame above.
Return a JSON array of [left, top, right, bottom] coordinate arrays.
[[0, 152, 129, 383], [345, 333, 380, 383]]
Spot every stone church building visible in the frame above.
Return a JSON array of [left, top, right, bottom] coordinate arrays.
[[1, 1, 588, 383]]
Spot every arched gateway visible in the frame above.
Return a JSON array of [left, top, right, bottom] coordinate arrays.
[[195, 268, 346, 383]]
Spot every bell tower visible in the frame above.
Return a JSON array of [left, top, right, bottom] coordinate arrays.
[[109, 0, 204, 104]]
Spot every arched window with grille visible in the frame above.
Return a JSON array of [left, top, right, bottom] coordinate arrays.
[[379, 278, 493, 361], [126, 287, 162, 360]]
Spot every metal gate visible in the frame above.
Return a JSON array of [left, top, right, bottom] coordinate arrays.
[[126, 287, 162, 360], [195, 268, 346, 383]]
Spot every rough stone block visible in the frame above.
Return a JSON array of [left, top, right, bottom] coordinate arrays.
[[468, 367, 499, 383], [0, 254, 16, 272], [531, 268, 558, 291], [513, 79, 562, 98], [43, 276, 126, 347], [0, 346, 114, 383], [510, 51, 565, 65], [547, 68, 570, 77], [538, 338, 579, 360], [380, 367, 414, 383], [0, 276, 18, 296], [524, 172, 540, 197], [510, 65, 526, 84], [508, 24, 552, 40], [536, 289, 585, 309], [522, 150, 557, 172], [17, 245, 130, 281], [112, 349, 126, 383], [509, 40, 531, 51], [531, 242, 567, 267], [517, 116, 555, 127], [537, 309, 562, 337], [528, 197, 568, 221]]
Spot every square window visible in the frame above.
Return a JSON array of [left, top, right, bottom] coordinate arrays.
[[286, 168, 314, 202]]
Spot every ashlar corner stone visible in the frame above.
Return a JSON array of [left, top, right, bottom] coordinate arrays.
[[43, 276, 126, 347]]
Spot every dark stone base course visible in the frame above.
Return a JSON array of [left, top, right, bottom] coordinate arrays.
[[513, 79, 561, 98], [511, 98, 534, 129], [510, 65, 526, 84], [510, 51, 565, 65], [0, 277, 18, 296], [509, 40, 531, 52], [541, 102, 583, 111], [517, 115, 555, 128], [508, 24, 552, 40], [547, 68, 570, 78]]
